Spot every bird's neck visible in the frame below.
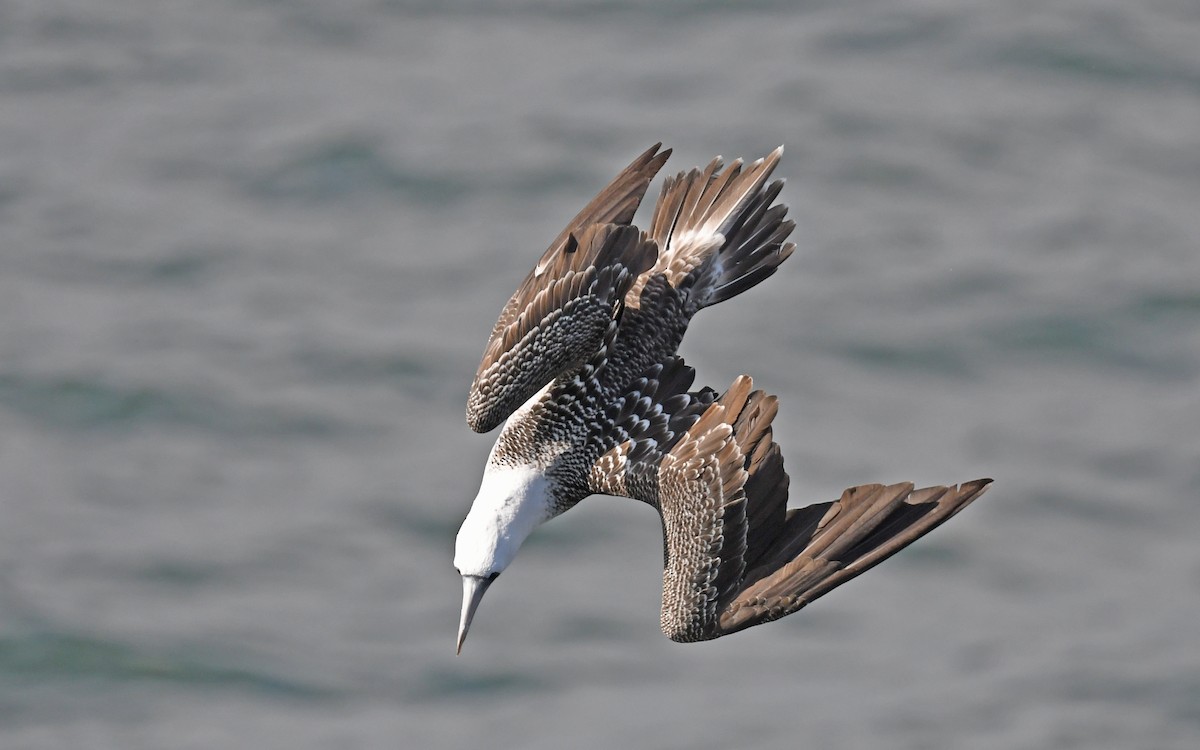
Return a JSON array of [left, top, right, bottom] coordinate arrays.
[[455, 461, 555, 576]]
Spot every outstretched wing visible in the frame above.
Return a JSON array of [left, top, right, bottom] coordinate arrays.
[[589, 363, 992, 642], [466, 145, 670, 433], [717, 478, 991, 636]]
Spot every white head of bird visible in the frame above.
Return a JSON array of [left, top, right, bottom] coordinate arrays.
[[453, 462, 553, 654]]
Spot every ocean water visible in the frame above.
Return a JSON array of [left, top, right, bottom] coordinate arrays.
[[1, 1, 1198, 748]]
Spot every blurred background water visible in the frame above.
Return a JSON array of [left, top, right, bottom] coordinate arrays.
[[1, 0, 1198, 748]]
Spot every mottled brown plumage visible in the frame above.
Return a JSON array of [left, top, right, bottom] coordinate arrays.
[[465, 144, 670, 433], [459, 144, 990, 646], [466, 222, 656, 433]]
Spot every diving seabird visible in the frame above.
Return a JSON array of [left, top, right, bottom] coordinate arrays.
[[454, 144, 991, 653]]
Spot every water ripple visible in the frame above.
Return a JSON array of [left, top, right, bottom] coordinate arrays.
[[981, 36, 1200, 91], [247, 136, 471, 206], [0, 631, 337, 701], [0, 373, 345, 437], [409, 666, 550, 702]]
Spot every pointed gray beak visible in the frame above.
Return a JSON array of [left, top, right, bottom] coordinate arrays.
[[456, 574, 495, 655]]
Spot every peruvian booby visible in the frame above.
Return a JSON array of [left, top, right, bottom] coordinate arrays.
[[454, 144, 990, 653]]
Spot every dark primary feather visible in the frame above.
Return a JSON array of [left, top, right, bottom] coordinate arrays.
[[719, 480, 991, 634], [537, 143, 671, 270]]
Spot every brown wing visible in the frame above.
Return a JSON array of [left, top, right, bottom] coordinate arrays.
[[718, 479, 992, 636], [589, 365, 992, 642], [466, 144, 670, 433], [626, 147, 793, 311]]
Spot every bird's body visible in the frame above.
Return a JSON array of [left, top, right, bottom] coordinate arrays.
[[454, 144, 990, 652]]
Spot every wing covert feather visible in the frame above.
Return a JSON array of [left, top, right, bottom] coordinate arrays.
[[467, 224, 656, 432], [466, 145, 669, 432]]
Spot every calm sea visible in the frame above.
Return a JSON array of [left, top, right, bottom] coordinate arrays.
[[1, 1, 1198, 748]]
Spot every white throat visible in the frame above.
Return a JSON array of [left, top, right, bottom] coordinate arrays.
[[454, 462, 553, 578]]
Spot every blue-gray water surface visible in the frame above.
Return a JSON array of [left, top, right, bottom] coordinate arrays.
[[2, 1, 1198, 748]]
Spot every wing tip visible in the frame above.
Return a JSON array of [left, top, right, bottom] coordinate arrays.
[[465, 405, 498, 434], [642, 142, 672, 172]]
